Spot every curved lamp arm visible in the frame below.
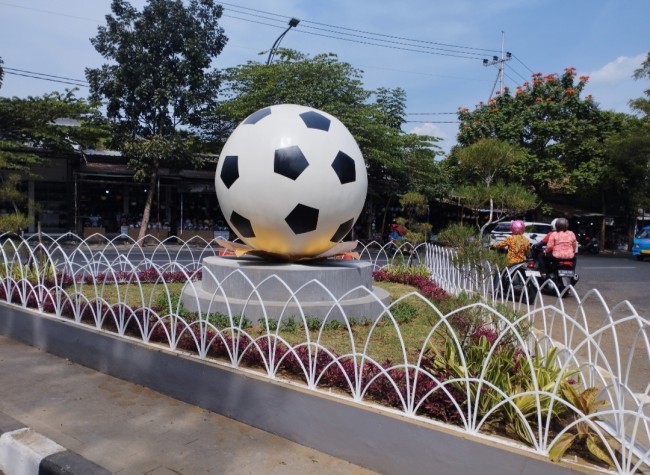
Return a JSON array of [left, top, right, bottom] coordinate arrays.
[[266, 18, 300, 66]]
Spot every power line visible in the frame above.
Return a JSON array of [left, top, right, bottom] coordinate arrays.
[[223, 12, 487, 60], [0, 1, 98, 22], [405, 120, 460, 123], [508, 67, 529, 83], [4, 70, 88, 88], [220, 1, 500, 55], [4, 67, 88, 85], [407, 112, 457, 115], [512, 54, 535, 74], [504, 71, 523, 86], [2, 0, 532, 90], [1, 0, 538, 121], [223, 6, 534, 87]]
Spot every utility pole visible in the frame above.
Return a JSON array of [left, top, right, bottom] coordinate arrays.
[[483, 31, 512, 100]]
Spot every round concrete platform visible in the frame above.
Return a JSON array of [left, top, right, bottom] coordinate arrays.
[[181, 256, 390, 321]]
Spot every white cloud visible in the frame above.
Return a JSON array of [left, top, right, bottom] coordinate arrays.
[[581, 54, 647, 113], [587, 54, 645, 86], [409, 122, 448, 139]]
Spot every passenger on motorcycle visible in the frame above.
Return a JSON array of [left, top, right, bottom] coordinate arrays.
[[545, 218, 577, 259], [537, 217, 577, 278], [533, 218, 578, 274], [491, 220, 530, 266]]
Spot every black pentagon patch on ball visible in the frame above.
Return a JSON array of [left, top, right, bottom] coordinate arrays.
[[243, 107, 271, 125], [299, 111, 331, 131], [274, 146, 309, 180], [230, 211, 255, 238], [285, 204, 319, 235], [220, 155, 239, 189], [330, 218, 354, 242], [331, 151, 356, 184]]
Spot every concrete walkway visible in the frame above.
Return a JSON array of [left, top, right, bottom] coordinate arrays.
[[0, 336, 377, 475]]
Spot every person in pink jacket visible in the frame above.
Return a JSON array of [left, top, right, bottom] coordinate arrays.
[[545, 218, 577, 259]]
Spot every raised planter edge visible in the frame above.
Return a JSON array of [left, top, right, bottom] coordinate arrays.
[[0, 301, 603, 475]]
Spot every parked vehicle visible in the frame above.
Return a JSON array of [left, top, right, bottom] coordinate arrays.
[[496, 243, 579, 298], [489, 221, 553, 246], [632, 226, 650, 261], [577, 233, 600, 254]]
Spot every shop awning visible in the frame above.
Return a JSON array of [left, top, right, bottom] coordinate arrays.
[[77, 162, 132, 178]]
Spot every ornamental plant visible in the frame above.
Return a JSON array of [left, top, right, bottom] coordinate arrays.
[[423, 331, 574, 446], [550, 385, 616, 467]]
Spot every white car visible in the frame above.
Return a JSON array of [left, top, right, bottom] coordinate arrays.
[[489, 221, 553, 246]]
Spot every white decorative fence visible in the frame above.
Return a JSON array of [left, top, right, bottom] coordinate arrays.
[[0, 232, 648, 474]]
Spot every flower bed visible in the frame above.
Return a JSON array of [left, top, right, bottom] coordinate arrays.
[[0, 237, 648, 474]]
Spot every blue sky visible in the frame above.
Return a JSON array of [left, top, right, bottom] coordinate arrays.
[[0, 0, 647, 153]]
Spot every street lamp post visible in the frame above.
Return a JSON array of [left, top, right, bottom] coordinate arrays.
[[266, 18, 300, 66]]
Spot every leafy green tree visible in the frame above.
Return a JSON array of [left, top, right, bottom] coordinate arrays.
[[630, 52, 650, 119], [457, 69, 623, 201], [0, 91, 106, 233], [86, 0, 228, 239], [601, 53, 650, 245], [447, 138, 538, 237], [603, 122, 650, 233], [395, 191, 431, 244], [209, 50, 443, 239]]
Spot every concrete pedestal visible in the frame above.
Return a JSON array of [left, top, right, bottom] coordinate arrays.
[[181, 256, 390, 321]]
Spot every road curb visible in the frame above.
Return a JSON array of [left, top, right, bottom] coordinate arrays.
[[0, 413, 110, 475]]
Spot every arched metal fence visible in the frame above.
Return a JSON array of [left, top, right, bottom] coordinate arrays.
[[0, 232, 648, 474]]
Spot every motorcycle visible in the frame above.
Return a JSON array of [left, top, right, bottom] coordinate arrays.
[[578, 234, 599, 254], [496, 243, 579, 298]]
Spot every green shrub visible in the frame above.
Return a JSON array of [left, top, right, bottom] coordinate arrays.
[[425, 333, 574, 446], [437, 223, 507, 271]]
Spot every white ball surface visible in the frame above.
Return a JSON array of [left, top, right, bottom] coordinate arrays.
[[215, 104, 367, 259]]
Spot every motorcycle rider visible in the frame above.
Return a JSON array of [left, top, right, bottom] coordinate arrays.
[[544, 217, 577, 269], [492, 220, 530, 266]]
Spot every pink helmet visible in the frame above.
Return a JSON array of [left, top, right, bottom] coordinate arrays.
[[510, 220, 526, 235]]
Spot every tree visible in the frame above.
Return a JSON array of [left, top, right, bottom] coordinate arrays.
[[86, 0, 228, 240], [456, 69, 624, 201], [600, 54, 650, 244], [602, 122, 650, 240], [0, 91, 106, 232], [446, 138, 538, 238], [630, 52, 650, 119], [208, 49, 444, 239], [396, 191, 431, 244]]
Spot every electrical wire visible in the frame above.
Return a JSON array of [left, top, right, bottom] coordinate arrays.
[[405, 120, 460, 123], [4, 67, 88, 85], [222, 12, 486, 60], [512, 54, 535, 74], [0, 0, 538, 116], [4, 70, 88, 88], [220, 1, 500, 54], [407, 112, 457, 115], [0, 1, 97, 22]]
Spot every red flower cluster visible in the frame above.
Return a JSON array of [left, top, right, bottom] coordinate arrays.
[[372, 268, 448, 301]]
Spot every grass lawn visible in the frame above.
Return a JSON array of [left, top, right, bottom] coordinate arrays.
[[73, 279, 453, 363]]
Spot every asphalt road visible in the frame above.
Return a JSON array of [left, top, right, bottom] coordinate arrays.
[[47, 244, 648, 314], [538, 252, 650, 396], [573, 252, 650, 319]]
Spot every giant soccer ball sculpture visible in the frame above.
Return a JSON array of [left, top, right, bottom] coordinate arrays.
[[215, 104, 367, 260]]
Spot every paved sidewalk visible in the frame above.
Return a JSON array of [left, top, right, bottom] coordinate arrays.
[[0, 336, 377, 475]]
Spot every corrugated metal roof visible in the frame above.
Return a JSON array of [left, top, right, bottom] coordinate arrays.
[[77, 162, 131, 177]]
